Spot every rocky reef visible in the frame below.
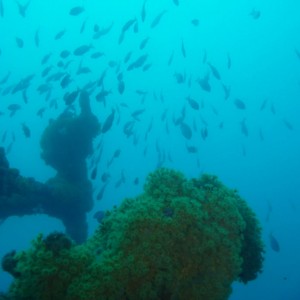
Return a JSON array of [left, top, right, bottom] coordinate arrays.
[[2, 168, 264, 300]]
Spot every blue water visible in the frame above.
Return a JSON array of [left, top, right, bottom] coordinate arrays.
[[0, 0, 300, 298]]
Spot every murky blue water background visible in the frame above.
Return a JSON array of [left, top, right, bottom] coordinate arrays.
[[0, 0, 300, 298]]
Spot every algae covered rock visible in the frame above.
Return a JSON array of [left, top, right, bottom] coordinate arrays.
[[4, 168, 264, 300]]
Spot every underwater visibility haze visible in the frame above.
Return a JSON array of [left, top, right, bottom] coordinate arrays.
[[0, 0, 300, 299]]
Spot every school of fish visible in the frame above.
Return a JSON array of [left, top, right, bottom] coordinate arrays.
[[0, 0, 296, 221]]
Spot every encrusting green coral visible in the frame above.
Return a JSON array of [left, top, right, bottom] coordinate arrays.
[[3, 168, 264, 300], [6, 232, 94, 300]]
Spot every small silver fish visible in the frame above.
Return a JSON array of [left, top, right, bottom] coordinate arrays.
[[16, 37, 24, 48], [186, 96, 199, 110], [69, 6, 85, 16], [93, 210, 106, 223], [180, 122, 192, 140], [197, 73, 211, 92], [191, 19, 199, 26], [22, 123, 31, 138], [15, 0, 31, 18], [207, 62, 221, 80], [151, 10, 167, 28], [96, 184, 107, 201], [250, 8, 261, 20], [240, 119, 248, 137], [234, 98, 246, 110], [73, 44, 92, 56], [102, 110, 115, 133], [269, 233, 280, 252], [141, 0, 147, 22], [55, 29, 66, 40]]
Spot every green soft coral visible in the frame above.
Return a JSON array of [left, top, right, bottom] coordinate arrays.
[[5, 168, 264, 300], [9, 233, 94, 300]]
